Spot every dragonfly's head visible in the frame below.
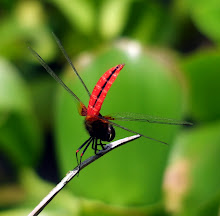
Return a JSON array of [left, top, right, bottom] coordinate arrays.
[[85, 117, 115, 142], [106, 124, 115, 142]]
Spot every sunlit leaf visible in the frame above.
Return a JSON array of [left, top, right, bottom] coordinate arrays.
[[164, 121, 220, 215], [52, 0, 95, 35], [100, 0, 132, 39]]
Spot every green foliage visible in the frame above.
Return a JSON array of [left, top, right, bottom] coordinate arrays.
[[187, 0, 220, 44], [0, 0, 220, 215], [0, 59, 42, 167], [181, 51, 220, 122], [166, 121, 220, 216]]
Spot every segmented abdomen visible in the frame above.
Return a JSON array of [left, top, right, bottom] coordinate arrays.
[[87, 64, 124, 116]]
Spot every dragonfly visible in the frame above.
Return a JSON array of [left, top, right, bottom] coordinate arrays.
[[29, 33, 192, 167]]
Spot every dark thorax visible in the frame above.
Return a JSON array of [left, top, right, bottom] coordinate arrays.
[[85, 116, 115, 142]]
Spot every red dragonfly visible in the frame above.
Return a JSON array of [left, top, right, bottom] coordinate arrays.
[[29, 33, 192, 167]]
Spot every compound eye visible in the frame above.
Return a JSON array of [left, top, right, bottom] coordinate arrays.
[[108, 126, 115, 141]]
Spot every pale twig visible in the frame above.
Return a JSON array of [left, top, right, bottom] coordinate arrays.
[[28, 134, 141, 216]]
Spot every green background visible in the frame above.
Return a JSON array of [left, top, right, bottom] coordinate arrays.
[[0, 0, 220, 215]]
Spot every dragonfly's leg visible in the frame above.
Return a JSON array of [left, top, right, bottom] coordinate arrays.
[[92, 138, 95, 150], [77, 138, 93, 176], [76, 137, 92, 167], [94, 139, 98, 155], [79, 138, 93, 166], [99, 140, 105, 150], [94, 140, 105, 152], [91, 138, 97, 153]]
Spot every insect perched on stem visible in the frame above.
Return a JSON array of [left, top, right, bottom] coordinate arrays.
[[29, 33, 192, 168]]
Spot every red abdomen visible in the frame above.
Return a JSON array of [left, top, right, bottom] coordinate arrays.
[[87, 64, 124, 116]]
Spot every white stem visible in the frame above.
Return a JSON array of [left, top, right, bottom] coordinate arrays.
[[28, 134, 141, 216]]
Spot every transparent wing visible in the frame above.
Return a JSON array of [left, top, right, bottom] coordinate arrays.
[[104, 112, 192, 126], [52, 32, 91, 98], [95, 115, 168, 145], [28, 46, 87, 116]]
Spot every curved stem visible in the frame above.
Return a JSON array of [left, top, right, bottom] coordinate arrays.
[[28, 134, 141, 216]]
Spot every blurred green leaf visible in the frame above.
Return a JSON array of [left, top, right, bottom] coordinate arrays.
[[181, 50, 220, 122], [0, 59, 42, 167], [29, 77, 57, 129], [0, 59, 30, 112], [131, 3, 175, 45], [99, 0, 132, 39], [0, 1, 56, 61], [186, 0, 220, 43], [0, 184, 25, 207], [0, 209, 33, 216], [54, 41, 187, 205], [52, 0, 95, 35], [164, 121, 220, 215]]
